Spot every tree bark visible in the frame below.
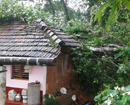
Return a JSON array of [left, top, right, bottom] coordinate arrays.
[[0, 66, 6, 105], [61, 0, 70, 21], [48, 0, 55, 16]]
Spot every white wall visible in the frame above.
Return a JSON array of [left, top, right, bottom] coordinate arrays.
[[5, 65, 47, 95]]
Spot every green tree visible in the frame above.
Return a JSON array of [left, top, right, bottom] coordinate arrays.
[[61, 0, 70, 21], [94, 0, 130, 30], [43, 0, 55, 16], [86, 0, 98, 22]]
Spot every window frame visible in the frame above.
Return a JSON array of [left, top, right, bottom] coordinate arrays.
[[12, 65, 29, 80]]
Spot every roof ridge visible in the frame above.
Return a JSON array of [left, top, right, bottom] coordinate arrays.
[[35, 19, 82, 48]]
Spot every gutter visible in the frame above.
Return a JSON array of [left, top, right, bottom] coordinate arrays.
[[0, 57, 56, 66]]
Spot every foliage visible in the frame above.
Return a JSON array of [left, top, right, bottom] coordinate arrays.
[[66, 19, 89, 33], [43, 0, 88, 23], [88, 0, 130, 102], [94, 85, 130, 105], [43, 94, 61, 105], [114, 47, 130, 77], [69, 15, 130, 95], [86, 0, 98, 22], [94, 0, 130, 30], [86, 0, 98, 7], [71, 45, 130, 95], [89, 5, 99, 25], [71, 47, 101, 95], [40, 0, 130, 102], [0, 0, 49, 25]]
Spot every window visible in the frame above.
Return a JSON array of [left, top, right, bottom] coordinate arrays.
[[12, 65, 29, 80]]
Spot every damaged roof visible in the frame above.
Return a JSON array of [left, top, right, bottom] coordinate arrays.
[[0, 19, 81, 65]]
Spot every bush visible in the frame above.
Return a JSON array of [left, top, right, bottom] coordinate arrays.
[[43, 94, 61, 105], [94, 85, 130, 105]]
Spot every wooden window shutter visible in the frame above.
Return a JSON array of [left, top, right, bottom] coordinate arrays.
[[12, 65, 29, 80], [22, 65, 29, 79]]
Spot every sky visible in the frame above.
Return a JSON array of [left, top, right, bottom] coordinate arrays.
[[18, 0, 89, 13], [68, 0, 89, 12]]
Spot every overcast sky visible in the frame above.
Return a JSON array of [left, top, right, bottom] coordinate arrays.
[[68, 0, 89, 12], [18, 0, 88, 13]]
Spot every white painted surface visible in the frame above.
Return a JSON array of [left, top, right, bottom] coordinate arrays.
[[42, 66, 47, 95], [5, 65, 47, 95]]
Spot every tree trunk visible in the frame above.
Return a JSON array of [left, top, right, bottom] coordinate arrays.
[[61, 0, 70, 21], [0, 66, 6, 105], [48, 0, 55, 16]]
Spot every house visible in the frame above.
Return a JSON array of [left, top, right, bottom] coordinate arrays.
[[0, 19, 81, 104]]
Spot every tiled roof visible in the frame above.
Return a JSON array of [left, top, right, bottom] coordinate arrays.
[[0, 19, 81, 59]]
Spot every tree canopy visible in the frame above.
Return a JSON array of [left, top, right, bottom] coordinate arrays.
[[94, 0, 130, 30]]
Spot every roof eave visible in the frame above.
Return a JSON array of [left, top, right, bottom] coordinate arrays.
[[0, 57, 56, 66]]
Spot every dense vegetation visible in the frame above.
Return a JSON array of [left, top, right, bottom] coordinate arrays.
[[0, 0, 49, 25], [0, 0, 130, 104]]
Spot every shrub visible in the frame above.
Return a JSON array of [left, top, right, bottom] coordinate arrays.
[[94, 85, 130, 105], [43, 94, 61, 105]]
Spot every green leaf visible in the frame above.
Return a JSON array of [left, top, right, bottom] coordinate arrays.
[[102, 96, 107, 101], [125, 85, 130, 91], [94, 1, 112, 22], [107, 90, 117, 96], [114, 54, 121, 59], [126, 95, 130, 101], [123, 0, 130, 10], [98, 0, 102, 4], [113, 100, 123, 105], [73, 33, 77, 39], [106, 2, 118, 31], [128, 42, 130, 46], [94, 94, 101, 101], [114, 47, 124, 51], [126, 48, 130, 54], [101, 102, 106, 105], [122, 96, 127, 105], [102, 89, 109, 96]]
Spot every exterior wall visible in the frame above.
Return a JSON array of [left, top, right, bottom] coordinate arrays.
[[46, 53, 77, 94], [5, 65, 47, 95]]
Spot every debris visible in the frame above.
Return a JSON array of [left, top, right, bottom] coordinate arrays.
[[72, 95, 76, 101], [60, 87, 67, 94]]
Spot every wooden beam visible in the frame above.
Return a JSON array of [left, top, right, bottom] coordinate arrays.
[[61, 46, 71, 54]]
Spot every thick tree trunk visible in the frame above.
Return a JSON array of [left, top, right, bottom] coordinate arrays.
[[0, 66, 6, 105], [48, 0, 55, 16], [61, 0, 70, 21]]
